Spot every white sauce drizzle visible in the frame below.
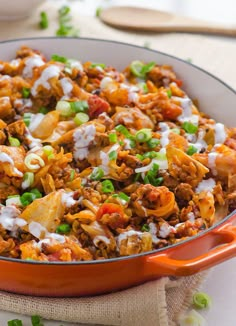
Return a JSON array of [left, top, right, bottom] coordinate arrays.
[[159, 223, 175, 238], [61, 191, 77, 207], [28, 113, 45, 133], [10, 59, 20, 68], [99, 143, 120, 175], [31, 65, 60, 96], [148, 222, 160, 244], [214, 123, 226, 145], [23, 55, 45, 78], [29, 221, 65, 250], [25, 133, 42, 150], [187, 212, 195, 223], [0, 206, 26, 231], [60, 77, 73, 99], [0, 75, 10, 81], [100, 77, 116, 91], [116, 230, 143, 247], [69, 60, 83, 72], [73, 124, 96, 160], [159, 122, 170, 148], [208, 152, 218, 176], [195, 178, 216, 193], [0, 152, 23, 177]]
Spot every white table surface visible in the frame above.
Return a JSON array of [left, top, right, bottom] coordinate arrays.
[[0, 1, 236, 325]]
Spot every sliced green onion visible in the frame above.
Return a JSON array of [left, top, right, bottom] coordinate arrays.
[[187, 145, 198, 156], [186, 58, 193, 63], [109, 133, 117, 143], [134, 172, 141, 182], [130, 61, 155, 78], [141, 224, 150, 232], [115, 124, 133, 139], [171, 128, 180, 134], [7, 319, 23, 326], [101, 180, 114, 193], [90, 167, 104, 181], [70, 100, 88, 113], [43, 145, 54, 157], [74, 112, 89, 126], [56, 223, 71, 234], [90, 63, 106, 69], [56, 100, 73, 117], [193, 292, 212, 309], [24, 153, 45, 170], [136, 154, 144, 160], [138, 82, 148, 94], [22, 172, 34, 189], [22, 87, 31, 99], [135, 129, 152, 142], [182, 121, 198, 134], [112, 192, 130, 202], [70, 169, 75, 181], [142, 151, 159, 160], [147, 138, 160, 148], [143, 163, 163, 187], [179, 309, 206, 326], [9, 136, 20, 147], [167, 89, 172, 98], [6, 195, 22, 207], [23, 112, 32, 127], [31, 314, 44, 326], [108, 150, 117, 161], [51, 54, 68, 63], [59, 5, 70, 17], [96, 7, 102, 17], [29, 188, 42, 199], [39, 11, 48, 29], [38, 106, 49, 114]]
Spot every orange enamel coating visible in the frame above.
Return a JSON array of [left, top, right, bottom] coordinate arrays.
[[0, 213, 235, 297]]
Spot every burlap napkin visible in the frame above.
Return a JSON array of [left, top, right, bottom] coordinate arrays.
[[0, 1, 235, 325]]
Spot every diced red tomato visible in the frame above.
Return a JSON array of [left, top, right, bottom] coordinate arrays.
[[175, 79, 183, 87], [96, 203, 127, 229], [88, 95, 110, 118]]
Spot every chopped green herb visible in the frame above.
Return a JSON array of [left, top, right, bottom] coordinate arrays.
[[57, 5, 80, 37], [70, 100, 89, 113], [7, 319, 23, 326], [56, 223, 71, 234], [130, 60, 155, 78], [96, 7, 103, 17], [90, 63, 106, 69], [101, 180, 114, 193], [38, 106, 49, 114], [112, 192, 130, 202], [147, 138, 160, 148], [143, 163, 163, 186], [39, 11, 49, 29], [22, 87, 31, 98], [138, 82, 148, 94], [193, 292, 212, 309], [167, 89, 172, 98], [108, 150, 117, 161], [141, 224, 150, 232], [70, 169, 75, 181], [9, 136, 20, 147], [109, 133, 117, 143], [182, 121, 198, 134], [51, 54, 68, 63], [135, 128, 152, 142], [31, 314, 44, 326], [187, 145, 198, 156], [115, 124, 134, 139], [23, 112, 32, 127], [134, 172, 141, 182], [90, 167, 104, 181], [20, 189, 42, 207]]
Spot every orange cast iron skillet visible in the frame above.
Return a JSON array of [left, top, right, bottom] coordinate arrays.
[[0, 211, 235, 297], [0, 38, 236, 297]]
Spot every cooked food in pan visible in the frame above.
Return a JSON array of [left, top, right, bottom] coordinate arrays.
[[0, 46, 234, 261]]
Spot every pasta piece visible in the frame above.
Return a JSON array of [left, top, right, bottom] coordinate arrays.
[[166, 146, 209, 187]]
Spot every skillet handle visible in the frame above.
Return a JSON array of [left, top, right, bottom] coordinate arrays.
[[145, 216, 236, 277]]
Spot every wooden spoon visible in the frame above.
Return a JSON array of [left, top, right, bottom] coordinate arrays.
[[100, 6, 236, 36]]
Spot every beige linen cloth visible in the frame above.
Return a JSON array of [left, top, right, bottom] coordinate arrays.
[[0, 2, 235, 325]]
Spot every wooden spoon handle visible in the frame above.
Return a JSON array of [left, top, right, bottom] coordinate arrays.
[[100, 6, 236, 37]]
